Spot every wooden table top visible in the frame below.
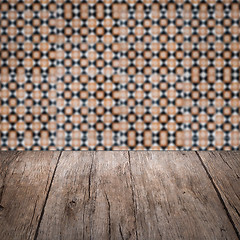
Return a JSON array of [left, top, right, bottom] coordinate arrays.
[[0, 151, 239, 240]]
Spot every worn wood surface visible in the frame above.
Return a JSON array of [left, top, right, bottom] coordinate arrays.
[[129, 151, 238, 240], [0, 151, 61, 240], [197, 151, 240, 236], [37, 151, 136, 240], [0, 151, 239, 240]]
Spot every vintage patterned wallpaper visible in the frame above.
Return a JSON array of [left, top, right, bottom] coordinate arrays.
[[0, 0, 239, 150]]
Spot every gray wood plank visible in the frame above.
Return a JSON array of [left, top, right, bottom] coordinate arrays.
[[197, 151, 240, 236], [0, 151, 61, 240], [129, 151, 238, 240], [36, 151, 136, 240], [36, 151, 95, 240], [89, 151, 136, 240], [0, 152, 21, 207]]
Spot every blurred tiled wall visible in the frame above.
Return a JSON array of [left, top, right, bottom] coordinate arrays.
[[0, 0, 239, 150]]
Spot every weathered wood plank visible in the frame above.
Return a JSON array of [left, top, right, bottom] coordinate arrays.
[[36, 151, 136, 240], [0, 151, 61, 240], [129, 151, 238, 240], [89, 151, 136, 240], [197, 151, 240, 236], [36, 151, 95, 240], [2, 151, 239, 240], [0, 152, 21, 207]]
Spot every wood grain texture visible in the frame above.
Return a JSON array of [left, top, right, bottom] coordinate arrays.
[[36, 151, 136, 240], [1, 151, 240, 240], [197, 151, 240, 236], [0, 151, 61, 240], [89, 151, 136, 240], [129, 151, 238, 240]]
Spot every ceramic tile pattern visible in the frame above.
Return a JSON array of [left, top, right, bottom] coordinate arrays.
[[0, 0, 239, 150]]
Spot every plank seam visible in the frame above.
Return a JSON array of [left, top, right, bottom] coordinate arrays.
[[33, 151, 63, 240], [127, 151, 139, 240], [195, 151, 240, 239]]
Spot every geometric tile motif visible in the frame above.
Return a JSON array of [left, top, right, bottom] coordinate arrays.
[[119, 1, 185, 150], [55, 0, 122, 150], [183, 0, 240, 150], [0, 0, 57, 150], [0, 0, 239, 150]]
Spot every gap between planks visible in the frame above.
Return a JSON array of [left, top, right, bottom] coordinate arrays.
[[196, 151, 240, 239], [34, 151, 63, 240]]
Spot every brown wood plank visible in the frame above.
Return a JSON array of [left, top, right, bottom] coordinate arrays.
[[0, 151, 61, 240], [129, 151, 238, 240], [89, 151, 136, 240], [36, 151, 136, 240], [0, 152, 21, 207], [197, 151, 240, 236], [36, 151, 95, 240]]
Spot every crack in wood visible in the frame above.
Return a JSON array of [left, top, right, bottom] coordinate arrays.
[[228, 201, 240, 219], [218, 152, 234, 170], [88, 152, 95, 200], [218, 152, 240, 179], [119, 224, 124, 240], [0, 185, 5, 208], [195, 151, 240, 239], [105, 192, 111, 240]]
